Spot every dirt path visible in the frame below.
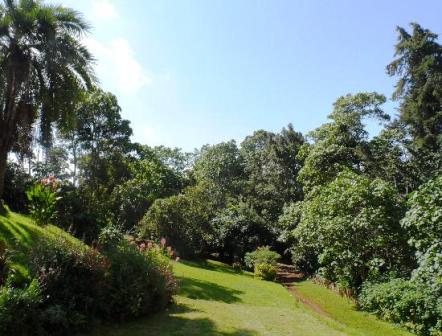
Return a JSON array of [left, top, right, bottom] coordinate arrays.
[[276, 263, 331, 318]]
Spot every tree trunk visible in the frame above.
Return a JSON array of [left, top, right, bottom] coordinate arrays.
[[0, 140, 8, 201], [72, 138, 78, 186], [0, 66, 18, 200]]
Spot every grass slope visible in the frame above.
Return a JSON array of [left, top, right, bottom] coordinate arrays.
[[294, 281, 413, 336], [88, 260, 413, 336], [0, 211, 88, 278]]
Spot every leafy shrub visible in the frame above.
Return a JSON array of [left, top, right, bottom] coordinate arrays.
[[358, 175, 442, 335], [401, 176, 442, 297], [26, 182, 58, 225], [101, 239, 176, 320], [359, 279, 442, 336], [401, 175, 442, 254], [412, 242, 442, 295], [276, 202, 302, 244], [98, 224, 125, 250], [29, 237, 109, 334], [138, 184, 218, 258], [0, 230, 177, 335], [0, 240, 7, 286], [244, 246, 280, 269], [255, 263, 277, 281], [0, 279, 44, 336], [292, 170, 411, 290]]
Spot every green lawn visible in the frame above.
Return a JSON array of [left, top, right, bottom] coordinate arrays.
[[87, 260, 413, 336], [0, 211, 88, 278]]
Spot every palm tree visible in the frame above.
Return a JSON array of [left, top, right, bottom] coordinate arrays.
[[0, 0, 95, 204]]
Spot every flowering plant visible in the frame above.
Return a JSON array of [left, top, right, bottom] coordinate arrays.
[[26, 177, 60, 225], [136, 237, 179, 262]]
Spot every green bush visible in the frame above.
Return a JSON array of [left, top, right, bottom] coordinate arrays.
[[110, 158, 184, 231], [138, 184, 217, 258], [0, 230, 177, 335], [29, 237, 109, 334], [401, 175, 442, 254], [244, 246, 280, 270], [412, 242, 442, 295], [358, 175, 442, 336], [101, 238, 177, 320], [98, 224, 125, 250], [0, 279, 44, 336], [0, 241, 7, 286], [401, 176, 442, 297], [255, 263, 277, 281], [359, 279, 442, 336], [26, 183, 58, 226], [292, 170, 411, 290]]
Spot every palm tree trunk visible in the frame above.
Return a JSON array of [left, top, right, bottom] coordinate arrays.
[[0, 68, 19, 202], [0, 138, 8, 201]]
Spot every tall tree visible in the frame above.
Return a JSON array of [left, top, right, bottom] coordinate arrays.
[[0, 0, 94, 202], [297, 92, 388, 195], [387, 23, 442, 151], [70, 90, 133, 228], [193, 140, 245, 195], [240, 124, 304, 222], [364, 123, 415, 194], [74, 89, 133, 189]]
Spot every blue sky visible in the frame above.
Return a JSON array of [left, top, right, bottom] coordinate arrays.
[[52, 0, 442, 151]]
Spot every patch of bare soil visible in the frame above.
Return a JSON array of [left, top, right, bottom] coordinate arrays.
[[276, 263, 331, 318]]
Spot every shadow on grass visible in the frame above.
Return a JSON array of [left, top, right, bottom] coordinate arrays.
[[178, 276, 243, 303], [181, 259, 253, 278], [87, 303, 259, 336], [0, 215, 37, 248]]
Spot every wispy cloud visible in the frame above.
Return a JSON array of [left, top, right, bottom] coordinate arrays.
[[91, 0, 118, 21], [85, 36, 151, 93]]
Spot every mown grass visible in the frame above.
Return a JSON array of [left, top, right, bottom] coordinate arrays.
[[294, 281, 413, 336], [87, 260, 413, 336], [0, 211, 88, 278]]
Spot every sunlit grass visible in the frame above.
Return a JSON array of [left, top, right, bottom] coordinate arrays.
[[87, 260, 412, 336], [294, 281, 413, 336], [0, 211, 88, 275]]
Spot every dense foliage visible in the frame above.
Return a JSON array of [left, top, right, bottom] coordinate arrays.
[[0, 2, 441, 333], [254, 263, 278, 281], [244, 246, 280, 270], [0, 0, 94, 202], [0, 231, 176, 335], [211, 202, 274, 262], [292, 171, 411, 289], [359, 279, 441, 336], [3, 162, 34, 213], [139, 183, 218, 257], [358, 175, 442, 335], [245, 246, 280, 281], [26, 182, 58, 226]]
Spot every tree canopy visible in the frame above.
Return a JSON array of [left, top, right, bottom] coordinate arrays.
[[0, 0, 95, 201]]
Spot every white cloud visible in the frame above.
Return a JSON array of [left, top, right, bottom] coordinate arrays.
[[84, 36, 151, 93], [91, 0, 118, 21]]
